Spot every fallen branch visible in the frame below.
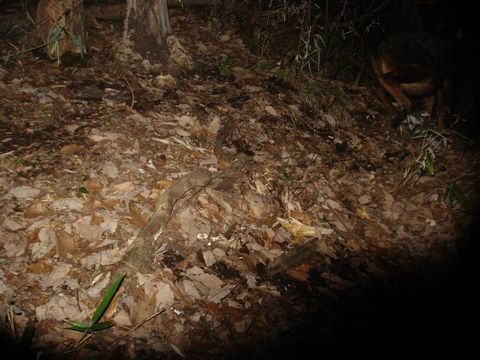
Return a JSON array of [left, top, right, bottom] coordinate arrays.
[[112, 153, 250, 286]]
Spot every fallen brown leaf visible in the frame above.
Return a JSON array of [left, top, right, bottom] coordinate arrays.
[[286, 263, 312, 282]]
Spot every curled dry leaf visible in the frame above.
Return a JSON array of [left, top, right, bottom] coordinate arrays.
[[35, 294, 89, 323], [219, 34, 230, 43], [155, 179, 172, 191], [265, 105, 277, 116], [154, 74, 177, 88], [286, 263, 312, 282], [276, 217, 333, 238], [356, 207, 371, 221], [59, 144, 85, 155], [89, 134, 109, 142], [85, 178, 104, 193]]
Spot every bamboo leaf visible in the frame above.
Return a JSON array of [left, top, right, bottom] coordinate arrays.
[[91, 274, 125, 324], [88, 321, 114, 332], [64, 320, 92, 332], [426, 152, 435, 175]]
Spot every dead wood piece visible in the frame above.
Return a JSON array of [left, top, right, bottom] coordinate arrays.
[[112, 153, 250, 285], [142, 152, 249, 241], [142, 169, 212, 241]]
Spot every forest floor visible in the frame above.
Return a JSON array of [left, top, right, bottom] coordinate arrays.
[[1, 3, 479, 360]]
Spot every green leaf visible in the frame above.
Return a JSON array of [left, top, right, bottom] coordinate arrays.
[[64, 320, 92, 332], [425, 152, 435, 175], [64, 320, 114, 333], [65, 275, 125, 334], [88, 321, 114, 332], [90, 274, 125, 324], [444, 181, 465, 207]]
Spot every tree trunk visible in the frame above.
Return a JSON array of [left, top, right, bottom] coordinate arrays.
[[121, 0, 192, 68], [89, 0, 217, 21], [124, 0, 171, 64]]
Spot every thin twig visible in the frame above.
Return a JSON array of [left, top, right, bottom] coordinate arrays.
[[58, 333, 94, 358], [122, 75, 135, 108], [112, 309, 166, 344]]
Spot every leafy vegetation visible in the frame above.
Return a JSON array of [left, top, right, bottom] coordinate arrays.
[[444, 180, 466, 207], [217, 55, 236, 74], [65, 274, 125, 333]]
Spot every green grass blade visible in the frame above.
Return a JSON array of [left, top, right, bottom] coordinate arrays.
[[64, 320, 114, 333], [64, 320, 92, 332], [91, 274, 125, 324], [88, 321, 114, 332], [426, 152, 435, 175]]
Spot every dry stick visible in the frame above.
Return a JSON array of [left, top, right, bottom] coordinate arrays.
[[6, 305, 16, 338], [165, 178, 217, 228], [158, 161, 247, 236], [3, 0, 85, 63], [392, 170, 419, 194], [59, 306, 163, 356], [392, 131, 441, 194], [74, 332, 94, 350], [2, 18, 71, 63], [111, 309, 166, 345], [2, 39, 56, 63], [122, 75, 135, 108], [141, 174, 220, 244], [58, 333, 94, 358]]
